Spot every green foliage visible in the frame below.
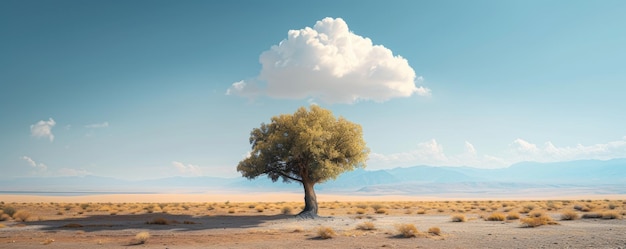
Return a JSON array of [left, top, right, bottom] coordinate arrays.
[[237, 106, 369, 184]]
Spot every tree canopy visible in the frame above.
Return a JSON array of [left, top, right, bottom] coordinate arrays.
[[237, 105, 369, 217]]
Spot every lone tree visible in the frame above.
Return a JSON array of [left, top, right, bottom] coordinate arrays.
[[237, 106, 369, 218]]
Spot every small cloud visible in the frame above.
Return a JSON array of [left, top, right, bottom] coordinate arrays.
[[30, 118, 56, 142], [21, 156, 47, 171], [58, 168, 91, 176], [227, 17, 430, 104], [85, 122, 109, 128], [172, 161, 202, 176]]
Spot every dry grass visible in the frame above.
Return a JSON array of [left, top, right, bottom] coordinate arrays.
[[520, 212, 558, 228], [560, 210, 579, 220], [135, 231, 150, 244], [506, 211, 520, 220], [602, 211, 622, 219], [281, 206, 292, 215], [451, 214, 466, 222], [486, 212, 506, 221], [396, 224, 419, 238], [428, 227, 441, 236], [316, 226, 336, 239], [356, 221, 376, 230], [12, 210, 32, 222], [146, 217, 170, 225]]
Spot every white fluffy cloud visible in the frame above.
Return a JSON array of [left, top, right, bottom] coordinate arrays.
[[21, 156, 47, 171], [172, 161, 202, 176], [227, 17, 430, 104], [510, 137, 626, 162], [85, 122, 109, 128], [30, 118, 56, 142], [368, 137, 626, 170]]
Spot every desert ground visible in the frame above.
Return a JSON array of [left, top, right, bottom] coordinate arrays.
[[1, 194, 625, 249]]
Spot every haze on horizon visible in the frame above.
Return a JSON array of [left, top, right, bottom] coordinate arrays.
[[1, 1, 625, 181]]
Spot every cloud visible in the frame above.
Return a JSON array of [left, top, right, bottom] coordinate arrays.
[[172, 161, 202, 176], [58, 168, 91, 176], [21, 156, 47, 171], [369, 137, 626, 170], [85, 122, 109, 128], [510, 137, 626, 162], [227, 17, 430, 104], [30, 118, 56, 142]]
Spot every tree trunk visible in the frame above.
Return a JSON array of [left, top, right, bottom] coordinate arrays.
[[296, 181, 318, 219]]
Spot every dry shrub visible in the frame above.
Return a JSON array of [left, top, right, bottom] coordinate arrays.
[[560, 210, 579, 220], [135, 232, 150, 244], [0, 224, 5, 228], [428, 227, 441, 236], [356, 221, 376, 230], [282, 206, 292, 215], [581, 213, 603, 219], [375, 208, 388, 214], [0, 213, 10, 221], [486, 212, 506, 221], [416, 209, 426, 214], [255, 206, 265, 212], [506, 211, 520, 220], [41, 238, 55, 245], [370, 204, 385, 212], [2, 207, 16, 217], [355, 208, 366, 214], [520, 212, 557, 227], [147, 217, 170, 225], [316, 226, 336, 239], [228, 208, 236, 214], [602, 211, 622, 219], [451, 214, 466, 222], [396, 224, 419, 238], [12, 210, 31, 222]]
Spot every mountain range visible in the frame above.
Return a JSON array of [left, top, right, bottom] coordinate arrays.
[[2, 159, 625, 198]]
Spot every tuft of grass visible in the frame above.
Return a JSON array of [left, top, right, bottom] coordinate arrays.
[[281, 206, 292, 215], [506, 211, 520, 220], [316, 226, 336, 239], [355, 208, 366, 214], [602, 211, 622, 219], [356, 221, 376, 231], [0, 213, 10, 221], [560, 210, 579, 220], [581, 213, 603, 219], [416, 209, 426, 214], [228, 208, 236, 214], [375, 208, 388, 214], [147, 217, 170, 225], [396, 224, 419, 238], [255, 206, 265, 213], [428, 227, 441, 236], [12, 210, 32, 222], [451, 214, 466, 222], [2, 207, 16, 217], [135, 232, 150, 244], [486, 212, 506, 221], [520, 212, 558, 228]]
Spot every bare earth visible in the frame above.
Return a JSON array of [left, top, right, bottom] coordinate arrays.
[[1, 194, 625, 249]]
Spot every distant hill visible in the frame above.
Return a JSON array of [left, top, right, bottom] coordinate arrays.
[[1, 158, 625, 197]]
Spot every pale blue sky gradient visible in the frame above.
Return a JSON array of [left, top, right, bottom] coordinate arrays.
[[1, 0, 625, 179]]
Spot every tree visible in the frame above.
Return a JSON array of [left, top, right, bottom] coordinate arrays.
[[237, 105, 369, 218]]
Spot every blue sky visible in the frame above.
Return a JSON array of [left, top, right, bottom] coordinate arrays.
[[1, 0, 625, 180]]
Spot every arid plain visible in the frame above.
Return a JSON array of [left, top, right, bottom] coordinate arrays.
[[1, 194, 625, 248]]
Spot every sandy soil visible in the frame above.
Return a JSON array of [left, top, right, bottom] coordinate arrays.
[[1, 195, 625, 248]]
